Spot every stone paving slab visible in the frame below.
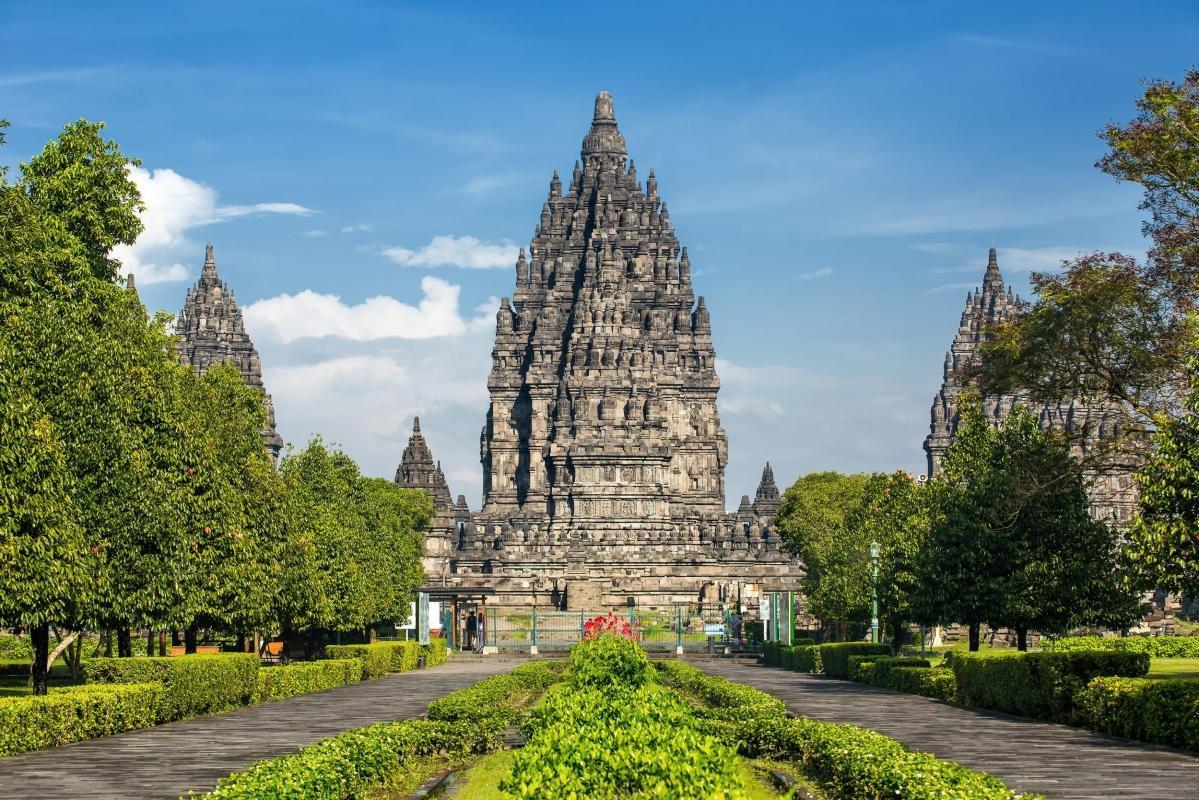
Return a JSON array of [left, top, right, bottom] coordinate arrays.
[[0, 658, 514, 800], [697, 660, 1199, 800]]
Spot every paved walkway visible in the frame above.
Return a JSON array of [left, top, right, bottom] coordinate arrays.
[[698, 660, 1199, 800], [0, 657, 515, 800]]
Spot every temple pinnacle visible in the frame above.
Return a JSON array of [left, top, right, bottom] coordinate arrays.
[[202, 243, 217, 280], [413, 416, 422, 433], [593, 91, 616, 122]]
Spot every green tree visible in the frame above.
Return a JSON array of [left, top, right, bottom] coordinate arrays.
[[174, 365, 289, 650], [846, 472, 931, 652], [361, 478, 431, 629], [1131, 353, 1199, 597], [976, 72, 1199, 462], [776, 471, 870, 639], [18, 120, 143, 282], [920, 400, 1139, 651]]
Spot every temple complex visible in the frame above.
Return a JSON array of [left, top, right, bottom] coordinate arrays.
[[923, 248, 1138, 525], [175, 244, 285, 461], [396, 93, 802, 610]]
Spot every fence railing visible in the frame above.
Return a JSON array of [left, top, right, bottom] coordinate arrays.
[[482, 605, 749, 652]]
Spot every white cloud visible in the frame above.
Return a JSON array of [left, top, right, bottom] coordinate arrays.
[[796, 267, 833, 281], [303, 229, 327, 238], [110, 166, 316, 285], [341, 223, 372, 233], [243, 276, 494, 344], [382, 234, 519, 270], [910, 242, 957, 254]]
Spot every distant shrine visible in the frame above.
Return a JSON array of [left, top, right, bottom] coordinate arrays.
[[394, 93, 802, 610], [923, 248, 1137, 525]]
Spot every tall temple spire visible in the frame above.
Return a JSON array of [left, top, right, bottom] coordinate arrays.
[[752, 462, 781, 518], [581, 91, 627, 161], [175, 244, 284, 461], [395, 416, 453, 511]]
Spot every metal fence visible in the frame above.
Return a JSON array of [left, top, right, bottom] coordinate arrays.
[[482, 605, 747, 652]]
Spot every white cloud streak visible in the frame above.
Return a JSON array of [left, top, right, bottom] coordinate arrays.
[[382, 234, 519, 269], [111, 166, 316, 285], [796, 267, 833, 281]]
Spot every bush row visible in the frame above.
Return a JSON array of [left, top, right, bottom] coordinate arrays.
[[253, 659, 363, 703], [1075, 676, 1199, 750], [952, 650, 1148, 722], [202, 654, 558, 799], [84, 654, 259, 722], [0, 683, 162, 757], [423, 637, 448, 667], [665, 660, 1035, 800], [203, 719, 495, 799], [1040, 635, 1199, 658], [505, 641, 744, 799], [762, 640, 891, 678]]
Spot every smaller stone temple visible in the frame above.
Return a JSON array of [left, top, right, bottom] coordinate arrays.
[[175, 244, 284, 461], [923, 247, 1137, 524]]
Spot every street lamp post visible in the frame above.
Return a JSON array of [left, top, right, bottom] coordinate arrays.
[[869, 540, 880, 645]]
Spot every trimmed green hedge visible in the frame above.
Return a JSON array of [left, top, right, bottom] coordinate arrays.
[[253, 659, 363, 703], [848, 655, 931, 684], [0, 683, 162, 756], [763, 641, 821, 672], [818, 642, 892, 679], [665, 660, 1035, 799], [422, 637, 448, 667], [84, 654, 259, 722], [427, 661, 565, 726], [887, 666, 958, 702], [1076, 676, 1199, 750], [203, 719, 497, 799], [505, 641, 744, 799], [952, 650, 1149, 722], [1041, 635, 1199, 658], [325, 641, 423, 679]]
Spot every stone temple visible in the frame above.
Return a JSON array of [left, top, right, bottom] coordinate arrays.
[[174, 244, 285, 461], [397, 92, 802, 610], [923, 247, 1137, 524]]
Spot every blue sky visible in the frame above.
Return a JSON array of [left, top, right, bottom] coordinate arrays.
[[3, 2, 1196, 506]]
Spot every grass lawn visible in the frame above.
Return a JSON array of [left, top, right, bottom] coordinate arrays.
[[0, 674, 83, 697], [1147, 657, 1199, 681]]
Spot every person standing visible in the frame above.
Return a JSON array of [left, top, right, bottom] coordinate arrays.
[[465, 610, 478, 651]]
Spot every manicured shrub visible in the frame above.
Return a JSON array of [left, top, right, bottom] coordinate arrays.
[[568, 633, 653, 689], [0, 683, 162, 756], [422, 637, 448, 667], [0, 634, 33, 660], [506, 682, 743, 799], [325, 641, 422, 679], [202, 719, 496, 799], [1041, 635, 1199, 659], [952, 650, 1148, 722], [764, 641, 821, 672], [253, 659, 363, 703], [426, 661, 564, 726], [84, 653, 258, 722], [661, 660, 1033, 799], [887, 666, 957, 702], [1076, 676, 1199, 750], [849, 656, 931, 685], [818, 642, 891, 679]]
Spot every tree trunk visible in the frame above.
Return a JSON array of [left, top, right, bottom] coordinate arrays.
[[117, 628, 132, 658], [103, 629, 113, 658], [158, 632, 167, 657], [968, 622, 981, 652], [47, 630, 80, 676], [184, 624, 198, 654], [235, 632, 246, 653], [31, 623, 50, 696], [171, 630, 182, 647], [1016, 626, 1029, 652], [147, 629, 155, 657]]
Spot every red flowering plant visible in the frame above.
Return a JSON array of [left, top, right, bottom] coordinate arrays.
[[582, 611, 639, 641]]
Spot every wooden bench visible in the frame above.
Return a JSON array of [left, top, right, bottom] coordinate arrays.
[[259, 640, 286, 665]]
